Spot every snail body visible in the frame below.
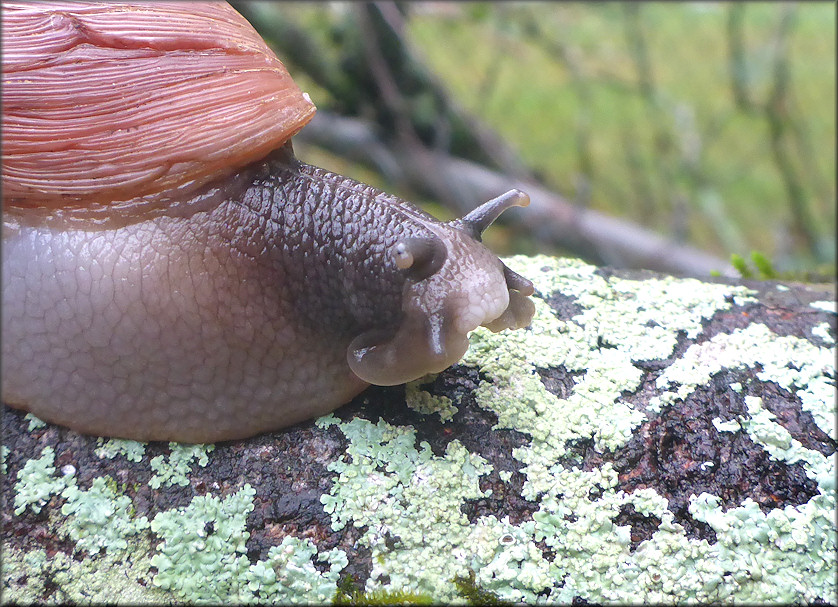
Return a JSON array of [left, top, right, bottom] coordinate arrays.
[[1, 2, 534, 442]]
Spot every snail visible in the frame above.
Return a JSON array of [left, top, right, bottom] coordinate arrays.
[[1, 1, 535, 443]]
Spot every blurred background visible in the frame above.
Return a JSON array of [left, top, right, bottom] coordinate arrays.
[[232, 1, 835, 280]]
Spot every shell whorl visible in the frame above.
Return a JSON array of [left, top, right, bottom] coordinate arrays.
[[1, 1, 316, 210]]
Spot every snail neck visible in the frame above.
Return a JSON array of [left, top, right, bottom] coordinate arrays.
[[233, 142, 425, 341]]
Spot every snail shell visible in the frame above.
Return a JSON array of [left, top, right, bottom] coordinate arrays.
[[1, 1, 535, 442], [2, 1, 315, 215]]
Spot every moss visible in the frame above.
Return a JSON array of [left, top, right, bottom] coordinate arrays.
[[731, 253, 752, 278], [148, 442, 214, 489], [333, 574, 435, 605], [731, 250, 779, 280], [13, 446, 76, 515], [451, 570, 510, 605]]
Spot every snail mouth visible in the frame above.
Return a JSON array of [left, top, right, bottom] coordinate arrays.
[[478, 262, 535, 333], [346, 261, 534, 387], [346, 303, 470, 386]]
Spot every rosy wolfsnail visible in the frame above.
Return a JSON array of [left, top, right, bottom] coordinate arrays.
[[1, 1, 535, 442]]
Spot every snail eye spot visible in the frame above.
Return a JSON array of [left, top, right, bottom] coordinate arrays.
[[394, 242, 414, 270], [392, 237, 446, 281]]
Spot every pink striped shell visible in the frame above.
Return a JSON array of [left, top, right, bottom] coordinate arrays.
[[1, 1, 316, 210]]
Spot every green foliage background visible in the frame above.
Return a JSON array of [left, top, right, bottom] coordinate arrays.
[[412, 3, 835, 273]]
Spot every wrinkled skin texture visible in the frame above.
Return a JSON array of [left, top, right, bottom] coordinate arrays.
[[2, 147, 533, 442]]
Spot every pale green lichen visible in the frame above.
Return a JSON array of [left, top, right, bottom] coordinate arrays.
[[530, 463, 711, 603], [2, 543, 166, 604], [96, 437, 146, 463], [150, 485, 257, 602], [149, 483, 346, 603], [812, 321, 835, 344], [245, 535, 347, 604], [650, 322, 835, 436], [1, 444, 9, 475], [690, 490, 835, 604], [7, 452, 345, 604], [712, 417, 741, 433], [60, 476, 150, 555], [148, 442, 214, 489], [316, 256, 836, 604], [463, 256, 757, 491], [13, 446, 75, 515], [25, 412, 47, 431], [405, 378, 458, 422], [739, 396, 834, 490], [531, 453, 834, 604], [8, 434, 345, 604], [317, 415, 553, 603], [809, 300, 836, 313], [463, 294, 646, 461], [464, 515, 554, 601]]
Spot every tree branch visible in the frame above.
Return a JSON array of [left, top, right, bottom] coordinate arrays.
[[296, 112, 736, 278]]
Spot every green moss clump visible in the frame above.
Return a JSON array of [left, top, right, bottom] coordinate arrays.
[[333, 574, 434, 605], [452, 570, 511, 606]]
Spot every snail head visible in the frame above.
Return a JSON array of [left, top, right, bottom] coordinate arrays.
[[347, 190, 535, 386]]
